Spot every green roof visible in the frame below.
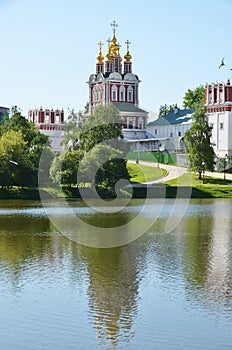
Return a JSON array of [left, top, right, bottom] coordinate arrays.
[[147, 109, 194, 126], [114, 102, 147, 114]]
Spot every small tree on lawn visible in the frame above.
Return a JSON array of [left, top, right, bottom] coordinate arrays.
[[185, 106, 215, 179]]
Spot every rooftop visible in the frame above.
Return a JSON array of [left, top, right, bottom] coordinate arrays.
[[114, 102, 147, 114], [147, 108, 194, 126]]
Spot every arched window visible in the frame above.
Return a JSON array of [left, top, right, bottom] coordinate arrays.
[[55, 113, 60, 124], [127, 85, 133, 102], [120, 85, 125, 101], [97, 88, 101, 101], [138, 117, 144, 129], [112, 84, 118, 101], [93, 89, 97, 102]]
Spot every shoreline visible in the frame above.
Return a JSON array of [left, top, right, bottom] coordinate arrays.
[[1, 183, 232, 200]]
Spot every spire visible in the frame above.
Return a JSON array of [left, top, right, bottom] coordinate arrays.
[[124, 39, 132, 74], [108, 21, 122, 73], [109, 21, 120, 56], [96, 41, 104, 64], [96, 41, 104, 74], [124, 40, 132, 63], [105, 38, 113, 72], [106, 38, 113, 61], [111, 20, 118, 36]]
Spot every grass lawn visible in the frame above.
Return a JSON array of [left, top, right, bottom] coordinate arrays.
[[127, 163, 167, 183], [164, 173, 232, 198], [2, 170, 232, 200]]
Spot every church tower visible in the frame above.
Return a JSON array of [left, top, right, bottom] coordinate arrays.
[[88, 22, 148, 137]]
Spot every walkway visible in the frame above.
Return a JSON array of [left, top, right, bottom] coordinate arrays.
[[129, 160, 187, 185], [129, 160, 232, 185]]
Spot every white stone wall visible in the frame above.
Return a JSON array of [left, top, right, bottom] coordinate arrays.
[[41, 129, 64, 153], [147, 123, 191, 139], [208, 111, 232, 157]]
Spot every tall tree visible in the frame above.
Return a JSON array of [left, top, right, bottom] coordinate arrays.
[[0, 130, 28, 187], [0, 106, 51, 187], [185, 106, 215, 179], [77, 144, 129, 188], [80, 103, 123, 152], [183, 85, 204, 109], [62, 109, 84, 150], [50, 149, 83, 187], [50, 104, 130, 191]]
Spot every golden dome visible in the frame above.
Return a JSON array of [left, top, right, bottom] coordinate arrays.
[[124, 40, 132, 62], [106, 50, 113, 61], [96, 41, 104, 64]]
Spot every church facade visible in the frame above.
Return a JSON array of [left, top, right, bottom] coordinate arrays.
[[87, 21, 148, 140]]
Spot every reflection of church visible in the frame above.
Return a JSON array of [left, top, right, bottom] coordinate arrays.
[[82, 244, 141, 348], [87, 21, 149, 141]]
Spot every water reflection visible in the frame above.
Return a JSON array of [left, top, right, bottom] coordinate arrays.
[[1, 199, 232, 349], [81, 245, 143, 347], [180, 200, 232, 315]]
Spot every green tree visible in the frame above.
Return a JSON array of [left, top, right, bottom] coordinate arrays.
[[185, 106, 215, 179], [52, 104, 130, 192], [84, 102, 89, 114], [0, 106, 51, 187], [183, 85, 204, 109], [50, 149, 83, 187], [0, 130, 28, 187], [80, 104, 123, 152], [77, 144, 129, 189], [158, 103, 179, 117], [62, 109, 84, 150]]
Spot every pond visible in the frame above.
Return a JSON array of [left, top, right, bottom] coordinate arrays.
[[0, 198, 232, 350]]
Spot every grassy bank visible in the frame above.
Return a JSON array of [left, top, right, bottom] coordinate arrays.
[[165, 173, 232, 198], [127, 163, 167, 183], [1, 170, 232, 200]]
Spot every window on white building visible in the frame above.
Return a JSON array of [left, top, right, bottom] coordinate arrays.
[[154, 129, 157, 135], [55, 114, 60, 123], [170, 132, 173, 137], [45, 114, 49, 123], [120, 85, 125, 101], [138, 117, 144, 129], [112, 85, 117, 101], [127, 85, 133, 102], [178, 131, 181, 136], [220, 122, 224, 130]]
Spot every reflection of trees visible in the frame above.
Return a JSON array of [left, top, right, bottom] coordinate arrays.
[[183, 202, 232, 314], [204, 204, 232, 312], [183, 216, 213, 289], [0, 212, 56, 289], [80, 244, 142, 348]]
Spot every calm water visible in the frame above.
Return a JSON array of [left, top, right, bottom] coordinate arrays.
[[1, 199, 232, 350]]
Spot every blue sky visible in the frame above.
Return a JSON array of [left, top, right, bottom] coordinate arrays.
[[1, 0, 232, 119]]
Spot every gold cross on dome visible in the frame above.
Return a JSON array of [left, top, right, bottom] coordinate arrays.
[[111, 20, 118, 34], [125, 40, 131, 50], [98, 41, 103, 50]]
